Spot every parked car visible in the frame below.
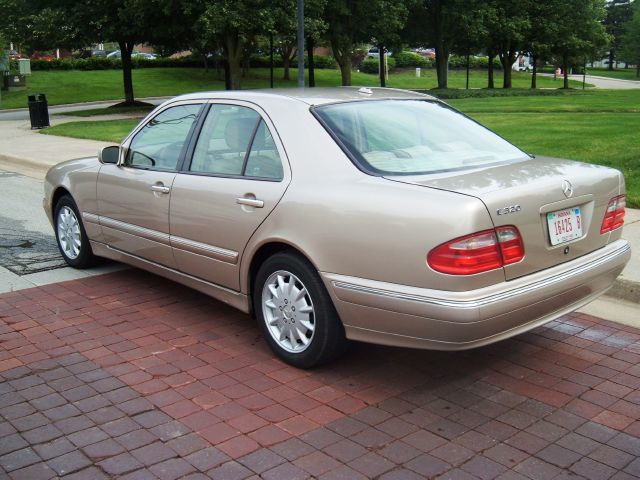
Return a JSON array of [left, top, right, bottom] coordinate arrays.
[[43, 88, 630, 368], [79, 49, 107, 58], [367, 47, 393, 58], [106, 50, 157, 60], [413, 47, 436, 59], [30, 50, 56, 61]]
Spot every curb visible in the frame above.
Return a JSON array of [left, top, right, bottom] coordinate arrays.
[[608, 278, 640, 304], [0, 152, 52, 176], [0, 96, 172, 114]]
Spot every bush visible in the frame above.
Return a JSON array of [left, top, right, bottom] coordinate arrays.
[[393, 51, 431, 68], [360, 57, 396, 74], [250, 54, 336, 69], [249, 54, 283, 68], [307, 55, 336, 69], [447, 55, 502, 70], [21, 55, 206, 71]]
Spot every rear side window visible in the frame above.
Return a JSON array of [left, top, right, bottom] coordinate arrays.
[[314, 100, 527, 175], [190, 104, 284, 180]]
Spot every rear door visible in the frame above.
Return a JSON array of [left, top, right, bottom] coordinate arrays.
[[97, 102, 202, 268], [169, 102, 290, 290]]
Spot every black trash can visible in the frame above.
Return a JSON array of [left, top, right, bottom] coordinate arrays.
[[28, 93, 50, 129]]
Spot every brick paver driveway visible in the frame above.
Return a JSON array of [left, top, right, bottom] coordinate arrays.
[[1, 269, 639, 479]]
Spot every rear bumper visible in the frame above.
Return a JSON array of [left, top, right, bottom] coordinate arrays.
[[321, 239, 631, 350]]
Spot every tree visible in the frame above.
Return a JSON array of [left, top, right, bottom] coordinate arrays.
[[522, 0, 560, 89], [304, 0, 327, 87], [486, 0, 530, 89], [267, 0, 326, 82], [451, 2, 489, 89], [197, 0, 274, 89], [550, 0, 609, 88], [0, 0, 199, 104], [324, 0, 409, 86], [604, 0, 633, 70], [406, 0, 485, 89], [621, 0, 640, 77]]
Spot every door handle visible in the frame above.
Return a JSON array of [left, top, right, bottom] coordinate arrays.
[[151, 184, 171, 194], [236, 197, 264, 208]]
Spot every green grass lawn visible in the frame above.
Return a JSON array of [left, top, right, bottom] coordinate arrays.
[[448, 89, 640, 113], [40, 89, 640, 207], [588, 67, 640, 81], [0, 67, 586, 110], [40, 119, 140, 143], [471, 112, 640, 208]]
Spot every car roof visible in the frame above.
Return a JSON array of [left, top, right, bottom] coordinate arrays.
[[170, 87, 437, 107]]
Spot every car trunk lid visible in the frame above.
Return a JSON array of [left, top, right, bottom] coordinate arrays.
[[386, 156, 622, 280]]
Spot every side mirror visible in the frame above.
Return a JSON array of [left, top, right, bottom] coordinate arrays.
[[99, 145, 120, 164]]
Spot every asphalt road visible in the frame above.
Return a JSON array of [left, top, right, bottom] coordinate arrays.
[[569, 74, 640, 89], [538, 73, 640, 90], [0, 168, 124, 293], [0, 170, 65, 275]]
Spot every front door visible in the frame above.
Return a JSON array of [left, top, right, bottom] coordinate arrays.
[[97, 103, 202, 268], [169, 103, 290, 290]]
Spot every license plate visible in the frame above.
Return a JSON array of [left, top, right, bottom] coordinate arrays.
[[547, 207, 583, 246]]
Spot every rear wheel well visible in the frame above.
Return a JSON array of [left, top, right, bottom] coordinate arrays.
[[248, 242, 315, 316]]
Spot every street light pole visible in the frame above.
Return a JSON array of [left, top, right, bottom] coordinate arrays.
[[297, 0, 304, 88]]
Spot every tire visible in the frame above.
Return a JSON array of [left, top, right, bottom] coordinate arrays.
[[253, 252, 348, 368], [53, 194, 96, 268]]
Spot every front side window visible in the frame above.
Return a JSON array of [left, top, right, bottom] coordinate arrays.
[[190, 104, 284, 180], [127, 104, 200, 170], [314, 100, 528, 175]]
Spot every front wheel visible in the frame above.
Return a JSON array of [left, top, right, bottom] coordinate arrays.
[[253, 252, 347, 368], [54, 195, 96, 268]]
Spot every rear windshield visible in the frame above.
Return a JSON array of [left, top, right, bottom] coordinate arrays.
[[313, 99, 528, 175]]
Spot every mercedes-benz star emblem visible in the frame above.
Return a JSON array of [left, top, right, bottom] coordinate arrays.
[[562, 179, 574, 198]]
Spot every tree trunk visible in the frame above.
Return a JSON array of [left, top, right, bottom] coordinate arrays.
[[281, 43, 296, 81], [283, 56, 291, 81], [118, 40, 135, 104], [432, 0, 448, 89], [563, 53, 570, 89], [330, 39, 352, 86], [338, 58, 352, 86], [223, 61, 232, 90], [636, 64, 639, 78], [224, 33, 243, 90], [269, 34, 274, 88], [499, 48, 515, 89], [378, 44, 386, 87], [531, 55, 537, 89], [487, 50, 495, 89], [608, 49, 614, 70], [465, 53, 470, 89], [307, 37, 315, 87], [434, 47, 449, 89]]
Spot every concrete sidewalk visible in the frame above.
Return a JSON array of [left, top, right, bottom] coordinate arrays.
[[0, 103, 638, 305]]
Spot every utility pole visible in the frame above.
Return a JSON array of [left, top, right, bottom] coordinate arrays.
[[297, 0, 304, 88]]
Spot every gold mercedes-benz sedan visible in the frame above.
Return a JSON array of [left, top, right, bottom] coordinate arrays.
[[44, 88, 631, 368]]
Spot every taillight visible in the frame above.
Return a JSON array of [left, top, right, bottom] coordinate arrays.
[[427, 226, 524, 275], [600, 195, 625, 234]]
